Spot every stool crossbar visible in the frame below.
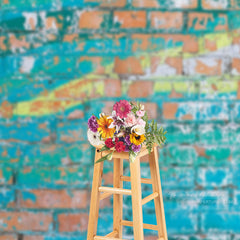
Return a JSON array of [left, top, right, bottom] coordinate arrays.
[[87, 145, 168, 240]]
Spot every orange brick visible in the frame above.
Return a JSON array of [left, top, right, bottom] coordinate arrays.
[[132, 34, 151, 52], [163, 102, 178, 120], [114, 56, 144, 75], [58, 213, 88, 232], [144, 102, 158, 119], [132, 0, 160, 7], [114, 11, 146, 29], [0, 101, 13, 119], [78, 11, 108, 29], [104, 79, 122, 97], [195, 59, 223, 75], [20, 190, 88, 209], [151, 12, 183, 30], [23, 236, 44, 240], [0, 235, 17, 240], [0, 212, 52, 232], [128, 81, 153, 98], [232, 58, 240, 75], [204, 38, 217, 51], [202, 0, 229, 9], [100, 0, 127, 7]]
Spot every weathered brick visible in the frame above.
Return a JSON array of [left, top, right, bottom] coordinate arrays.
[[232, 58, 240, 75], [114, 11, 146, 29], [202, 0, 230, 9], [78, 10, 110, 29], [19, 189, 88, 208], [201, 212, 240, 232], [150, 12, 183, 30], [197, 167, 232, 188], [128, 81, 153, 98], [0, 235, 17, 240], [0, 212, 52, 231], [17, 166, 88, 187], [58, 213, 88, 232], [233, 103, 240, 122], [104, 79, 122, 97], [23, 236, 44, 240], [0, 167, 13, 185], [0, 188, 15, 208], [188, 12, 228, 33], [114, 56, 144, 75], [132, 0, 198, 8]]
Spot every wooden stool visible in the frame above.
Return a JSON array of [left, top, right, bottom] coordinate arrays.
[[87, 144, 168, 240]]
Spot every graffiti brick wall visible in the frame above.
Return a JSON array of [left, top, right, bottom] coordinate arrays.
[[0, 0, 240, 239]]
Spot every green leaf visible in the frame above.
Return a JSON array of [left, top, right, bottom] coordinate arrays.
[[95, 152, 113, 164], [99, 146, 110, 152]]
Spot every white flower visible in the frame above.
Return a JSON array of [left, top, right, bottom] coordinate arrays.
[[131, 125, 145, 135], [140, 104, 145, 111], [87, 129, 103, 146]]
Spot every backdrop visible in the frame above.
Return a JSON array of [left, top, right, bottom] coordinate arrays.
[[0, 0, 240, 239]]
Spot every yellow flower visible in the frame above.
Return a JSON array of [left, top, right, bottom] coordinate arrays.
[[97, 115, 115, 139], [130, 133, 146, 146]]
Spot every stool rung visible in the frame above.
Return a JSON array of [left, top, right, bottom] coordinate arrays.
[[99, 186, 132, 195], [99, 192, 112, 200], [121, 220, 158, 231], [105, 230, 117, 237], [120, 175, 152, 184], [142, 192, 159, 205], [94, 236, 126, 240]]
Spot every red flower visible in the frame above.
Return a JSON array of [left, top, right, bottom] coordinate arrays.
[[105, 138, 115, 148], [115, 141, 125, 152]]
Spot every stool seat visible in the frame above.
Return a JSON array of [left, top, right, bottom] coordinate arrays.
[[87, 144, 168, 240]]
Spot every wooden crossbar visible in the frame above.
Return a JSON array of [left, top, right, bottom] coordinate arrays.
[[121, 220, 158, 231], [105, 230, 118, 237], [142, 192, 159, 205], [99, 186, 132, 195], [94, 236, 126, 240], [120, 175, 152, 184], [99, 192, 112, 200]]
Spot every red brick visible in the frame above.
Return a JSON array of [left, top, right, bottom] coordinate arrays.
[[150, 12, 183, 30], [114, 56, 144, 75], [114, 11, 146, 29], [58, 213, 88, 232], [0, 212, 52, 232], [188, 13, 228, 31], [20, 190, 88, 209], [232, 58, 240, 75], [0, 235, 17, 240], [163, 102, 178, 120], [104, 79, 122, 97], [23, 236, 44, 240], [144, 102, 158, 119], [78, 11, 108, 29], [128, 81, 153, 98]]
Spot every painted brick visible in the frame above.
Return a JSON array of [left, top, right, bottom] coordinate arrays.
[[78, 10, 110, 29], [233, 165, 240, 188], [104, 79, 122, 97], [132, 0, 198, 8], [163, 145, 197, 165], [195, 146, 232, 166], [0, 167, 13, 185], [188, 13, 228, 33], [197, 167, 232, 188], [202, 0, 230, 9], [233, 103, 240, 122], [183, 57, 230, 76], [58, 213, 88, 232], [150, 12, 183, 30], [19, 189, 88, 208], [23, 236, 44, 240], [0, 212, 52, 231], [201, 212, 240, 232], [114, 11, 147, 29], [17, 166, 88, 187], [232, 58, 240, 75], [0, 188, 15, 208], [165, 124, 197, 144]]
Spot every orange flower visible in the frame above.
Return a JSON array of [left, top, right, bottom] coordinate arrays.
[[97, 115, 115, 139]]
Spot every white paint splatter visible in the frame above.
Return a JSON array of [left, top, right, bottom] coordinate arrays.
[[20, 56, 35, 73], [22, 12, 38, 30]]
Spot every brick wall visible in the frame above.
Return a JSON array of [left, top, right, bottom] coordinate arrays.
[[0, 0, 240, 239]]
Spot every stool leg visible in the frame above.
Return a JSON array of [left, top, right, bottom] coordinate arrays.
[[113, 158, 123, 238], [87, 150, 104, 240], [149, 147, 168, 240], [130, 157, 144, 240]]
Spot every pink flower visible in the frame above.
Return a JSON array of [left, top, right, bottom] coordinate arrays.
[[113, 100, 131, 119], [136, 110, 145, 117], [137, 118, 146, 127], [125, 113, 137, 127]]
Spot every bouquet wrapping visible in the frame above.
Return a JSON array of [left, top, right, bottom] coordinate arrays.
[[87, 100, 166, 163]]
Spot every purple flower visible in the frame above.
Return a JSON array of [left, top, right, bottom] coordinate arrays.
[[131, 144, 141, 153], [88, 115, 98, 132], [125, 135, 131, 146], [124, 145, 130, 152]]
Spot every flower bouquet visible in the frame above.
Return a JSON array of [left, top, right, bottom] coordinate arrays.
[[87, 100, 166, 163]]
